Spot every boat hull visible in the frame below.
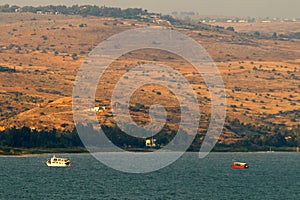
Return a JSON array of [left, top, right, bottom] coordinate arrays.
[[46, 162, 70, 167], [231, 165, 248, 169], [231, 161, 249, 169]]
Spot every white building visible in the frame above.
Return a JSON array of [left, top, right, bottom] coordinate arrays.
[[145, 138, 156, 148]]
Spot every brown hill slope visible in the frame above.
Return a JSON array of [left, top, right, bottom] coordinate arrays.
[[0, 13, 299, 144]]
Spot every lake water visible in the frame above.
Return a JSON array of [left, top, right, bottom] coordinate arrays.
[[0, 152, 300, 199]]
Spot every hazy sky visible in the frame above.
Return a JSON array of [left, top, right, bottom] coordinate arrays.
[[0, 0, 299, 18]]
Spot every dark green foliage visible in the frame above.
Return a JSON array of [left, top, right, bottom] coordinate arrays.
[[101, 125, 145, 148], [224, 118, 300, 148], [1, 119, 299, 151], [226, 26, 235, 32], [0, 4, 149, 19], [0, 66, 16, 73], [253, 31, 260, 37], [0, 126, 83, 148]]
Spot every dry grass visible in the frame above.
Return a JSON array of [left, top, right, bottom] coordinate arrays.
[[0, 13, 299, 143], [209, 22, 300, 35]]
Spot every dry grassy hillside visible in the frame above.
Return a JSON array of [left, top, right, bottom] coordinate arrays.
[[209, 21, 300, 35], [0, 12, 299, 144]]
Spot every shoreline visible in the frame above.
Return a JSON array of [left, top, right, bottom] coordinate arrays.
[[0, 147, 88, 156], [0, 146, 299, 156]]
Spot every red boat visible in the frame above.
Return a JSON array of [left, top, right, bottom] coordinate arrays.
[[231, 161, 249, 169]]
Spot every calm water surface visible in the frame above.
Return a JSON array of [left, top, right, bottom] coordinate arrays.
[[0, 152, 300, 199]]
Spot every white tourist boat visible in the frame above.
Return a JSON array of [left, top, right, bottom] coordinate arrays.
[[46, 155, 71, 167]]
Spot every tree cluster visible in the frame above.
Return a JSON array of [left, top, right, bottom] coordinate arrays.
[[1, 120, 299, 150], [0, 4, 149, 19]]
